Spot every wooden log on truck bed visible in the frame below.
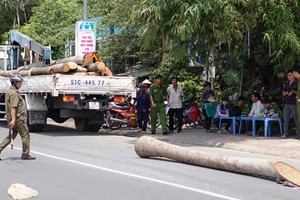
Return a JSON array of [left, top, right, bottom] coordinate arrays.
[[76, 65, 88, 72], [0, 70, 13, 77], [19, 66, 54, 76], [63, 62, 78, 71], [52, 54, 94, 66], [52, 55, 84, 65], [86, 62, 106, 72], [83, 53, 94, 66], [50, 63, 69, 73]]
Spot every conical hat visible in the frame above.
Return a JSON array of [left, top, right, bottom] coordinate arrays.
[[142, 79, 151, 84], [273, 162, 300, 186]]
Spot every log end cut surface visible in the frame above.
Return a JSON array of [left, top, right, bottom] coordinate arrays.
[[273, 162, 300, 186]]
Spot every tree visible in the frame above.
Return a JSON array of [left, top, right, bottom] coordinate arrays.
[[20, 0, 82, 59], [130, 0, 300, 99]]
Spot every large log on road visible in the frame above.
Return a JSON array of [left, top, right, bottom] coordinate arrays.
[[135, 136, 300, 186]]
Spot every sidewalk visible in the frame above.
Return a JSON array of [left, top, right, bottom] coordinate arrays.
[[109, 127, 300, 160]]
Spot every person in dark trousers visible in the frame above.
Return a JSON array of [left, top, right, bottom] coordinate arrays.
[[282, 70, 299, 138], [0, 75, 36, 160], [135, 83, 150, 133], [167, 77, 183, 133], [292, 66, 300, 139], [201, 82, 215, 131]]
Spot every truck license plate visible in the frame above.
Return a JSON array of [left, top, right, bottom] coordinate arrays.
[[89, 102, 100, 110]]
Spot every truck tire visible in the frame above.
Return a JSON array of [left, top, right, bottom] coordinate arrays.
[[49, 110, 68, 123], [34, 124, 45, 132], [28, 124, 35, 132], [89, 125, 101, 132], [74, 117, 90, 132]]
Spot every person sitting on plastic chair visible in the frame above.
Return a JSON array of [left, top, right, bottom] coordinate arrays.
[[214, 97, 231, 134]]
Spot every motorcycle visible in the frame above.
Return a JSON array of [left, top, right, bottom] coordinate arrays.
[[104, 96, 137, 130]]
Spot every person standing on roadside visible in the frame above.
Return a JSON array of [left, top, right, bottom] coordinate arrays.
[[201, 82, 216, 131], [135, 83, 150, 133], [292, 66, 300, 139], [281, 70, 299, 138], [142, 79, 152, 92], [167, 77, 183, 133], [0, 75, 36, 160], [149, 75, 168, 135]]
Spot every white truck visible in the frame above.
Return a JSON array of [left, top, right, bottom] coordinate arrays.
[[0, 31, 136, 132]]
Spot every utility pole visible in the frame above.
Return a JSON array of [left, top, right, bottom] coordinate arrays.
[[84, 0, 88, 21]]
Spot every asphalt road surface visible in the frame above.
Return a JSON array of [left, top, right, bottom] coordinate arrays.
[[0, 121, 299, 200]]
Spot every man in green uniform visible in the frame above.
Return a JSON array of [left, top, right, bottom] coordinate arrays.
[[0, 75, 36, 160], [292, 66, 300, 139], [149, 75, 169, 135]]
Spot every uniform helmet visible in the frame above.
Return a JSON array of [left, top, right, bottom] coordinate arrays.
[[10, 74, 24, 83]]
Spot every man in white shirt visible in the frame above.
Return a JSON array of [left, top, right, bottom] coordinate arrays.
[[248, 92, 265, 117], [167, 77, 183, 133], [248, 91, 265, 135]]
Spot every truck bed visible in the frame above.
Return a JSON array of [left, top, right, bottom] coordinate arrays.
[[0, 74, 136, 97]]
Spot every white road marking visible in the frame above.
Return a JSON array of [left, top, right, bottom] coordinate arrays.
[[15, 147, 241, 200]]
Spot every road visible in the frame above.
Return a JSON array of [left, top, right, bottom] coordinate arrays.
[[0, 121, 299, 200]]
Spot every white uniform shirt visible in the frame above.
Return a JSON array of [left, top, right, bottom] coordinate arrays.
[[167, 85, 183, 109], [248, 100, 265, 117]]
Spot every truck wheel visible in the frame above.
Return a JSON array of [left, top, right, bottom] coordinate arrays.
[[34, 124, 45, 132], [28, 124, 36, 132], [89, 125, 101, 132], [74, 117, 89, 131]]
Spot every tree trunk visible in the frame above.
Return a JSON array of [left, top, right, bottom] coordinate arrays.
[[50, 63, 70, 73], [53, 55, 84, 65], [83, 53, 94, 66], [86, 62, 106, 72], [161, 34, 169, 62], [0, 70, 14, 77], [100, 67, 113, 76], [76, 66, 88, 72], [135, 136, 300, 186], [53, 54, 94, 66], [63, 62, 78, 71], [18, 66, 54, 76]]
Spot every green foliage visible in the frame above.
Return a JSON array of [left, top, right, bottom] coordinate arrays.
[[19, 0, 82, 59], [150, 47, 205, 98], [0, 0, 42, 43]]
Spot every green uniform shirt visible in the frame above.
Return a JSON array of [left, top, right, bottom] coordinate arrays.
[[149, 85, 167, 103], [297, 81, 300, 99], [5, 86, 26, 123]]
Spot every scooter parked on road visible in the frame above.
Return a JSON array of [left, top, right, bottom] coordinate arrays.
[[104, 96, 137, 130]]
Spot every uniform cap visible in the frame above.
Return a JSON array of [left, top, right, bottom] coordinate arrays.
[[10, 74, 24, 83]]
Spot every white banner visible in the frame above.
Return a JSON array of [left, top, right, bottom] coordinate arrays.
[[75, 21, 96, 56]]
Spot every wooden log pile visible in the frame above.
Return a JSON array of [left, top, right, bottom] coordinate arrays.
[[0, 53, 113, 77]]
